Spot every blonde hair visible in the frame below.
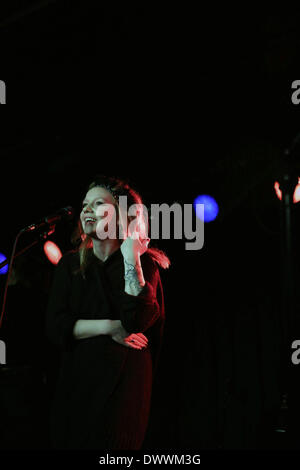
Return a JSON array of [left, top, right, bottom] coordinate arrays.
[[72, 175, 171, 275]]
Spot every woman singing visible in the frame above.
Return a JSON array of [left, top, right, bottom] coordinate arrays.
[[45, 175, 170, 450]]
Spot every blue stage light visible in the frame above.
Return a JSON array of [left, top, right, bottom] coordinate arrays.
[[193, 195, 219, 222], [0, 253, 8, 275]]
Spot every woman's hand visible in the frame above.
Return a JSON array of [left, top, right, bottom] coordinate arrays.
[[119, 215, 150, 263], [110, 321, 148, 350], [120, 235, 150, 263]]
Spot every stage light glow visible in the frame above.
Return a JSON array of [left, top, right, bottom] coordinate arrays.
[[294, 178, 300, 203], [274, 178, 300, 203], [44, 241, 62, 265], [274, 181, 282, 201], [0, 253, 8, 275], [193, 195, 219, 222]]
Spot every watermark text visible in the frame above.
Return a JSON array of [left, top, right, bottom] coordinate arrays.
[[0, 80, 6, 104], [291, 80, 300, 105], [0, 340, 6, 364], [92, 198, 205, 251]]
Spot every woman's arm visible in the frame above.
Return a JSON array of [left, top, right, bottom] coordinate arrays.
[[73, 319, 148, 349], [121, 231, 148, 296], [73, 319, 121, 340], [119, 233, 162, 334], [46, 254, 120, 348], [123, 257, 145, 296], [46, 253, 149, 350]]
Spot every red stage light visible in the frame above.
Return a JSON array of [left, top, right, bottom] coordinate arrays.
[[294, 178, 300, 203], [44, 241, 62, 265], [274, 178, 300, 203]]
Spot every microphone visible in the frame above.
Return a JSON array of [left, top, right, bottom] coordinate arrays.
[[20, 206, 75, 233]]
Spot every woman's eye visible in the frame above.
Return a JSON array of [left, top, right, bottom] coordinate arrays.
[[96, 201, 103, 205]]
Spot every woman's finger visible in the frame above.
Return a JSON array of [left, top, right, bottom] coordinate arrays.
[[128, 333, 148, 346], [135, 333, 148, 345], [125, 340, 143, 350], [125, 338, 144, 348], [135, 332, 148, 339], [125, 335, 147, 349]]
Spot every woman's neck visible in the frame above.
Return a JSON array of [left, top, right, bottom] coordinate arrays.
[[92, 237, 120, 262]]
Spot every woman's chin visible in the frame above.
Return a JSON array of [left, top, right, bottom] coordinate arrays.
[[83, 227, 97, 238]]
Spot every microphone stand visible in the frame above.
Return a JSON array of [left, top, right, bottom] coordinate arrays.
[[276, 133, 300, 441], [0, 224, 56, 329]]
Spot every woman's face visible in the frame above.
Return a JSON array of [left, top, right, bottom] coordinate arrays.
[[80, 186, 118, 239]]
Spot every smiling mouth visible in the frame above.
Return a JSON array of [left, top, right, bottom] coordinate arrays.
[[85, 218, 97, 224]]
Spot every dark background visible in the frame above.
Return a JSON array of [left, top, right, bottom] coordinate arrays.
[[0, 2, 300, 451]]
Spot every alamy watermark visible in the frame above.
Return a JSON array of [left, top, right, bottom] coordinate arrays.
[[291, 80, 300, 105], [0, 80, 6, 104], [291, 340, 300, 365], [0, 340, 6, 364], [83, 197, 205, 251]]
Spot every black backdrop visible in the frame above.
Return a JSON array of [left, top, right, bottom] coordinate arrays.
[[0, 3, 300, 453]]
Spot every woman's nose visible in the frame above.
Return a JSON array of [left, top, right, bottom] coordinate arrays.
[[83, 205, 93, 213]]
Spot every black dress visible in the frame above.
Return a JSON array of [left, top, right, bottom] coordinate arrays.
[[45, 248, 165, 450]]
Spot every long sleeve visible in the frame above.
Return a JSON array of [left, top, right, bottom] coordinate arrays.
[[45, 254, 82, 351], [119, 256, 162, 334]]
